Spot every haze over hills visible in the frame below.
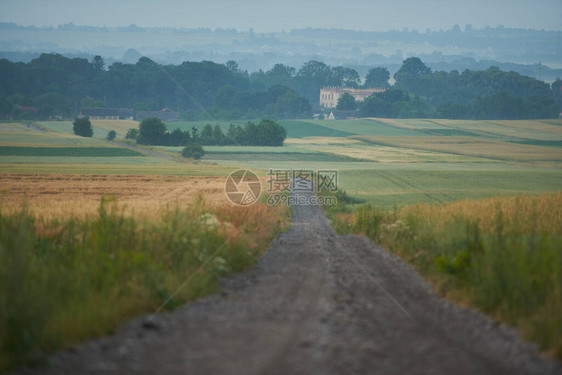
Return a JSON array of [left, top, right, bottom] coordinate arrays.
[[1, 23, 561, 81]]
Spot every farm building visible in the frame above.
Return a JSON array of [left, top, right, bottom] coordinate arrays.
[[320, 87, 385, 108], [135, 108, 179, 122], [80, 108, 134, 120]]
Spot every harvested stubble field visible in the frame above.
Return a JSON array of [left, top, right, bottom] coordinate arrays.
[[355, 135, 562, 162], [0, 174, 232, 218]]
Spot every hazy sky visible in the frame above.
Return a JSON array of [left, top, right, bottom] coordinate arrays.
[[1, 0, 561, 32]]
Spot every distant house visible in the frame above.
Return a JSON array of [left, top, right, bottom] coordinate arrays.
[[320, 87, 385, 108], [326, 110, 358, 120], [80, 107, 134, 120], [135, 108, 179, 122]]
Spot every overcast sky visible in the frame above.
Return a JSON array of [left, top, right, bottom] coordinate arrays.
[[1, 0, 561, 32]]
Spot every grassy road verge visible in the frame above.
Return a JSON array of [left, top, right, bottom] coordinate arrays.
[[325, 191, 562, 359], [0, 198, 289, 370]]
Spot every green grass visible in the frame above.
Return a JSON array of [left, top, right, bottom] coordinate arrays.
[[0, 199, 288, 370], [0, 162, 238, 175], [417, 128, 482, 137], [0, 156, 174, 165], [0, 146, 144, 157], [300, 119, 423, 136], [158, 145, 316, 154], [278, 120, 355, 138], [328, 193, 562, 358], [0, 130, 107, 146], [202, 152, 359, 162], [337, 168, 562, 209], [509, 140, 562, 148]]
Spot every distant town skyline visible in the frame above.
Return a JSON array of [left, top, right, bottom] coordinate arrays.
[[1, 0, 561, 33]]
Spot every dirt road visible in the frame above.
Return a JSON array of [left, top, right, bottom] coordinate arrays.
[[20, 191, 560, 374]]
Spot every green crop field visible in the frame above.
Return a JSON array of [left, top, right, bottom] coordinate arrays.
[[151, 119, 356, 139], [0, 162, 236, 175], [158, 145, 315, 154], [279, 120, 356, 138], [2, 119, 561, 207], [0, 146, 144, 157], [36, 121, 109, 138], [0, 123, 107, 146], [0, 122, 229, 173], [337, 167, 562, 208]]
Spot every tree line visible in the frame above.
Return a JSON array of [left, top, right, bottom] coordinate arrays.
[[0, 54, 312, 121], [0, 54, 385, 121], [132, 117, 286, 147], [351, 58, 560, 119], [0, 53, 559, 121]]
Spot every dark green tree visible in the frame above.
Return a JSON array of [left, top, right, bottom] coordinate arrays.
[[200, 124, 213, 145], [92, 55, 105, 73], [169, 128, 191, 146], [81, 96, 104, 108], [358, 89, 410, 118], [244, 121, 258, 145], [436, 102, 468, 119], [394, 57, 432, 78], [137, 117, 167, 145], [34, 92, 71, 116], [0, 97, 12, 119], [182, 143, 205, 160], [125, 128, 138, 140], [552, 78, 562, 108], [332, 66, 360, 87], [38, 105, 54, 119], [212, 124, 225, 145], [73, 117, 93, 137], [106, 130, 116, 141], [336, 92, 357, 110], [191, 127, 199, 142], [364, 67, 390, 88], [256, 119, 286, 146]]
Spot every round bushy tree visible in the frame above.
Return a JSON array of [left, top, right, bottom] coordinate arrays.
[[182, 143, 205, 160], [106, 130, 116, 141], [73, 117, 93, 137], [137, 117, 167, 145], [125, 128, 139, 140], [336, 92, 357, 110]]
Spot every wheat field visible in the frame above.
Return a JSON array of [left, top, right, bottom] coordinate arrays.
[[0, 173, 234, 218]]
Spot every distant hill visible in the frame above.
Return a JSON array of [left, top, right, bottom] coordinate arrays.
[[0, 23, 560, 78]]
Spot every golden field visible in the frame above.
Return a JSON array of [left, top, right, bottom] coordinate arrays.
[[355, 135, 562, 162], [0, 173, 234, 218]]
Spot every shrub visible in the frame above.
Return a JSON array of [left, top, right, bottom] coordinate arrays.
[[125, 128, 138, 140], [72, 117, 93, 137], [182, 143, 205, 160]]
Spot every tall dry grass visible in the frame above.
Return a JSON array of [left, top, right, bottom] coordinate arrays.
[[0, 197, 289, 371], [331, 192, 562, 359]]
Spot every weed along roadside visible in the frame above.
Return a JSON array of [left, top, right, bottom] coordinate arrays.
[[324, 191, 562, 359], [0, 197, 290, 371]]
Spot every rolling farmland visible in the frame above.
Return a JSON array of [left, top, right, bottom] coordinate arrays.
[[1, 117, 562, 369]]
